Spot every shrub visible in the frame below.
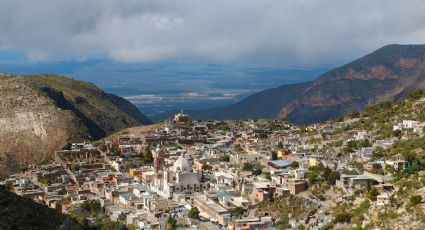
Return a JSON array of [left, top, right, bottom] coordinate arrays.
[[201, 164, 213, 171], [367, 188, 379, 201], [188, 207, 200, 219], [408, 89, 424, 100], [220, 154, 230, 162], [81, 200, 102, 216], [242, 163, 253, 171], [410, 195, 422, 205]]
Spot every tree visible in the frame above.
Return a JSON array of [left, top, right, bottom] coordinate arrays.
[[408, 89, 424, 100], [82, 200, 102, 216], [232, 206, 246, 218], [143, 146, 154, 164], [367, 188, 379, 201], [202, 137, 208, 144], [166, 215, 177, 230], [403, 151, 417, 162], [308, 171, 319, 185], [410, 195, 422, 205], [242, 163, 253, 171], [233, 144, 243, 152], [128, 224, 137, 230], [201, 164, 213, 171], [252, 168, 262, 176], [341, 146, 353, 155], [271, 151, 278, 160], [277, 141, 283, 148], [372, 146, 385, 160], [62, 142, 72, 150], [220, 154, 230, 162], [264, 172, 272, 180], [291, 161, 300, 169], [334, 211, 352, 223], [3, 181, 13, 191], [393, 129, 402, 138], [92, 219, 126, 230], [39, 178, 49, 185], [323, 168, 340, 185], [70, 164, 79, 172], [188, 207, 200, 219], [58, 187, 67, 195]]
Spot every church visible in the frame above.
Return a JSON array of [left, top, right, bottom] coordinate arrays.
[[149, 144, 210, 199]]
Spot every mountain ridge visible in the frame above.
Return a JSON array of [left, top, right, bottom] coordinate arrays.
[[0, 74, 150, 177], [152, 44, 425, 124]]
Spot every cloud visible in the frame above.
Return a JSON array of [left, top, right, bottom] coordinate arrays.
[[0, 0, 424, 65]]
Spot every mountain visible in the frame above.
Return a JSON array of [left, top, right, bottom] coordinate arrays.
[[0, 187, 83, 230], [0, 74, 150, 177], [153, 44, 425, 124]]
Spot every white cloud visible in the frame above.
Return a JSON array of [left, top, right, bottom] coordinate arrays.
[[0, 0, 424, 65]]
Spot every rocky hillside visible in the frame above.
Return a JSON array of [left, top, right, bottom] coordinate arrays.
[[0, 187, 83, 230], [0, 74, 150, 177], [161, 44, 425, 124]]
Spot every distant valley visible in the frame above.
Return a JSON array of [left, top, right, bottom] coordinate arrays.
[[0, 60, 329, 117], [155, 44, 425, 124]]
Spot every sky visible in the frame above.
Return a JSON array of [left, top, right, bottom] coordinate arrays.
[[0, 0, 424, 66], [1, 1, 425, 116]]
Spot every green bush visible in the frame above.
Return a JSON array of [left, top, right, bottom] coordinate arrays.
[[188, 207, 200, 219], [410, 195, 422, 205], [408, 89, 424, 100], [81, 200, 102, 216], [367, 188, 379, 201]]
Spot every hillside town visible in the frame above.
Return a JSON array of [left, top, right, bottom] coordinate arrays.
[[3, 94, 425, 230]]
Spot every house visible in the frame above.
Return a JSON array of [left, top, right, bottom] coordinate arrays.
[[376, 194, 390, 207], [251, 182, 278, 202], [230, 153, 261, 164], [144, 195, 168, 213], [230, 217, 273, 230], [365, 160, 385, 171], [402, 120, 419, 129], [308, 155, 324, 167], [193, 195, 231, 226], [386, 155, 411, 171], [215, 171, 234, 185], [268, 160, 292, 170], [119, 193, 138, 207], [337, 174, 376, 189], [281, 178, 307, 195]]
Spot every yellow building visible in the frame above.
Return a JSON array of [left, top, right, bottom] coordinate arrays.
[[277, 150, 284, 158], [308, 158, 319, 167]]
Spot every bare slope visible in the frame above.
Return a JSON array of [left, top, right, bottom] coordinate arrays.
[[0, 74, 150, 177], [0, 187, 83, 230]]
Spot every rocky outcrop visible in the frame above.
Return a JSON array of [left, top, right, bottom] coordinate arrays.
[[0, 74, 150, 177]]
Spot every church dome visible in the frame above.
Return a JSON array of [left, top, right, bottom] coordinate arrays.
[[173, 155, 191, 172]]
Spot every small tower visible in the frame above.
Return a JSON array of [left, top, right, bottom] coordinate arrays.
[[153, 144, 165, 174]]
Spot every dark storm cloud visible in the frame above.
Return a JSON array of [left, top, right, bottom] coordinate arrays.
[[0, 0, 424, 65]]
